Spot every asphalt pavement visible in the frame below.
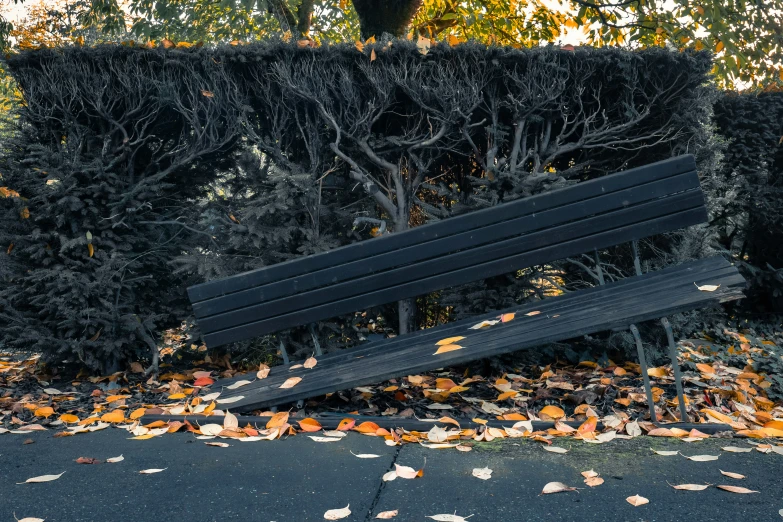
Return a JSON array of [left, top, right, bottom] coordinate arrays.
[[1, 430, 782, 522]]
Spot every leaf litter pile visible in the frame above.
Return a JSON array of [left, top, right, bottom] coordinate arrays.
[[2, 324, 783, 520]]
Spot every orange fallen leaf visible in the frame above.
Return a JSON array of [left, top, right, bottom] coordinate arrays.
[[144, 420, 167, 428], [577, 416, 597, 435], [436, 336, 465, 346], [539, 405, 565, 420], [129, 408, 146, 420], [266, 412, 290, 429], [337, 418, 356, 431], [58, 414, 79, 424], [500, 313, 515, 323], [34, 407, 54, 418], [298, 418, 322, 432], [354, 421, 381, 435], [193, 377, 214, 386], [168, 393, 186, 400], [647, 367, 668, 378], [497, 391, 518, 401]]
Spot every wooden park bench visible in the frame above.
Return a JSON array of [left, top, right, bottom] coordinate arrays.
[[188, 155, 745, 420]]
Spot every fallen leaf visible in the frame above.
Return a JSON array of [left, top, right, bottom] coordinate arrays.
[[216, 396, 245, 405], [647, 367, 668, 378], [626, 420, 642, 437], [129, 408, 146, 420], [680, 453, 719, 462], [394, 463, 422, 479], [543, 446, 568, 454], [225, 380, 252, 390], [472, 467, 492, 480], [337, 418, 356, 431], [469, 320, 498, 329], [669, 483, 711, 491], [436, 336, 465, 346], [322, 430, 347, 438], [584, 477, 604, 487], [58, 414, 79, 424], [351, 451, 381, 459], [722, 446, 753, 453], [525, 310, 542, 316], [309, 436, 341, 442], [43, 388, 62, 395], [223, 411, 239, 430], [298, 418, 323, 432], [15, 517, 45, 522], [304, 357, 317, 369], [138, 468, 166, 474], [382, 470, 398, 482], [716, 485, 759, 494], [427, 403, 453, 410], [500, 313, 515, 323], [376, 510, 398, 519], [433, 344, 463, 355], [720, 470, 745, 479], [650, 449, 679, 456], [257, 364, 270, 379], [426, 515, 473, 522], [695, 283, 720, 292], [581, 470, 598, 479], [626, 495, 649, 506], [324, 505, 351, 520], [205, 442, 230, 448], [75, 457, 101, 464], [33, 407, 54, 418], [539, 405, 565, 420], [17, 472, 65, 484], [541, 482, 577, 494], [280, 377, 302, 389], [106, 455, 124, 463]]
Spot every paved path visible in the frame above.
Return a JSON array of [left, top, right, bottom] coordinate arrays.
[[2, 430, 782, 521]]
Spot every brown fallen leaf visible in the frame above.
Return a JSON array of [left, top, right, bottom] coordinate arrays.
[[668, 483, 711, 491], [280, 376, 302, 389], [257, 364, 270, 379], [626, 494, 649, 506], [23, 439, 34, 445], [375, 510, 398, 519], [303, 356, 317, 369], [75, 457, 101, 464], [716, 485, 759, 494], [720, 470, 745, 479], [324, 505, 351, 520], [541, 482, 577, 494], [17, 472, 65, 484]]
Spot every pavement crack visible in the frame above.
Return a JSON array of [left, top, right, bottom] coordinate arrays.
[[363, 444, 402, 521]]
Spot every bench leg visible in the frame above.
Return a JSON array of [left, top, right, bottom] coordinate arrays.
[[278, 339, 290, 365], [661, 318, 689, 422], [309, 324, 323, 357], [629, 324, 658, 424]]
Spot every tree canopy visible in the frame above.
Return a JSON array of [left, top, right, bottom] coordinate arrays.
[[3, 0, 776, 89]]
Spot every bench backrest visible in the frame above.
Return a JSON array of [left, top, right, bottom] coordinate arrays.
[[190, 155, 704, 347]]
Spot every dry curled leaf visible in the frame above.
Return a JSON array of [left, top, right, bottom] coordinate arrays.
[[472, 467, 492, 480], [669, 483, 711, 491], [541, 482, 577, 494], [680, 453, 719, 462], [17, 472, 65, 484], [376, 510, 398, 519], [626, 495, 649, 506], [720, 470, 746, 479], [324, 505, 351, 520], [717, 485, 759, 494], [280, 376, 302, 389]]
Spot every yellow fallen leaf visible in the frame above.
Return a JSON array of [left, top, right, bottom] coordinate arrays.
[[100, 410, 125, 424], [436, 336, 465, 346], [433, 344, 463, 355], [647, 367, 668, 378], [626, 495, 649, 506], [58, 413, 79, 424], [168, 393, 186, 400], [34, 407, 54, 418], [280, 377, 302, 389]]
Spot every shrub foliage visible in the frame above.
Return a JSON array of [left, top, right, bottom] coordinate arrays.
[[0, 42, 715, 370]]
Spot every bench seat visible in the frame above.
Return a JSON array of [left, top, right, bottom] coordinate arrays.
[[212, 255, 744, 411]]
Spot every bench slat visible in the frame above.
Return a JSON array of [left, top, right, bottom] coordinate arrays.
[[210, 257, 744, 411], [193, 170, 699, 318], [188, 155, 696, 303], [202, 194, 706, 345]]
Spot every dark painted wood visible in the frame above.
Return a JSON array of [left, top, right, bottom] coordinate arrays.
[[188, 155, 696, 303], [210, 257, 744, 411], [193, 171, 700, 318]]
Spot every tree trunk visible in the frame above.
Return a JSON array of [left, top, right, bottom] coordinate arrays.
[[352, 0, 423, 39]]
